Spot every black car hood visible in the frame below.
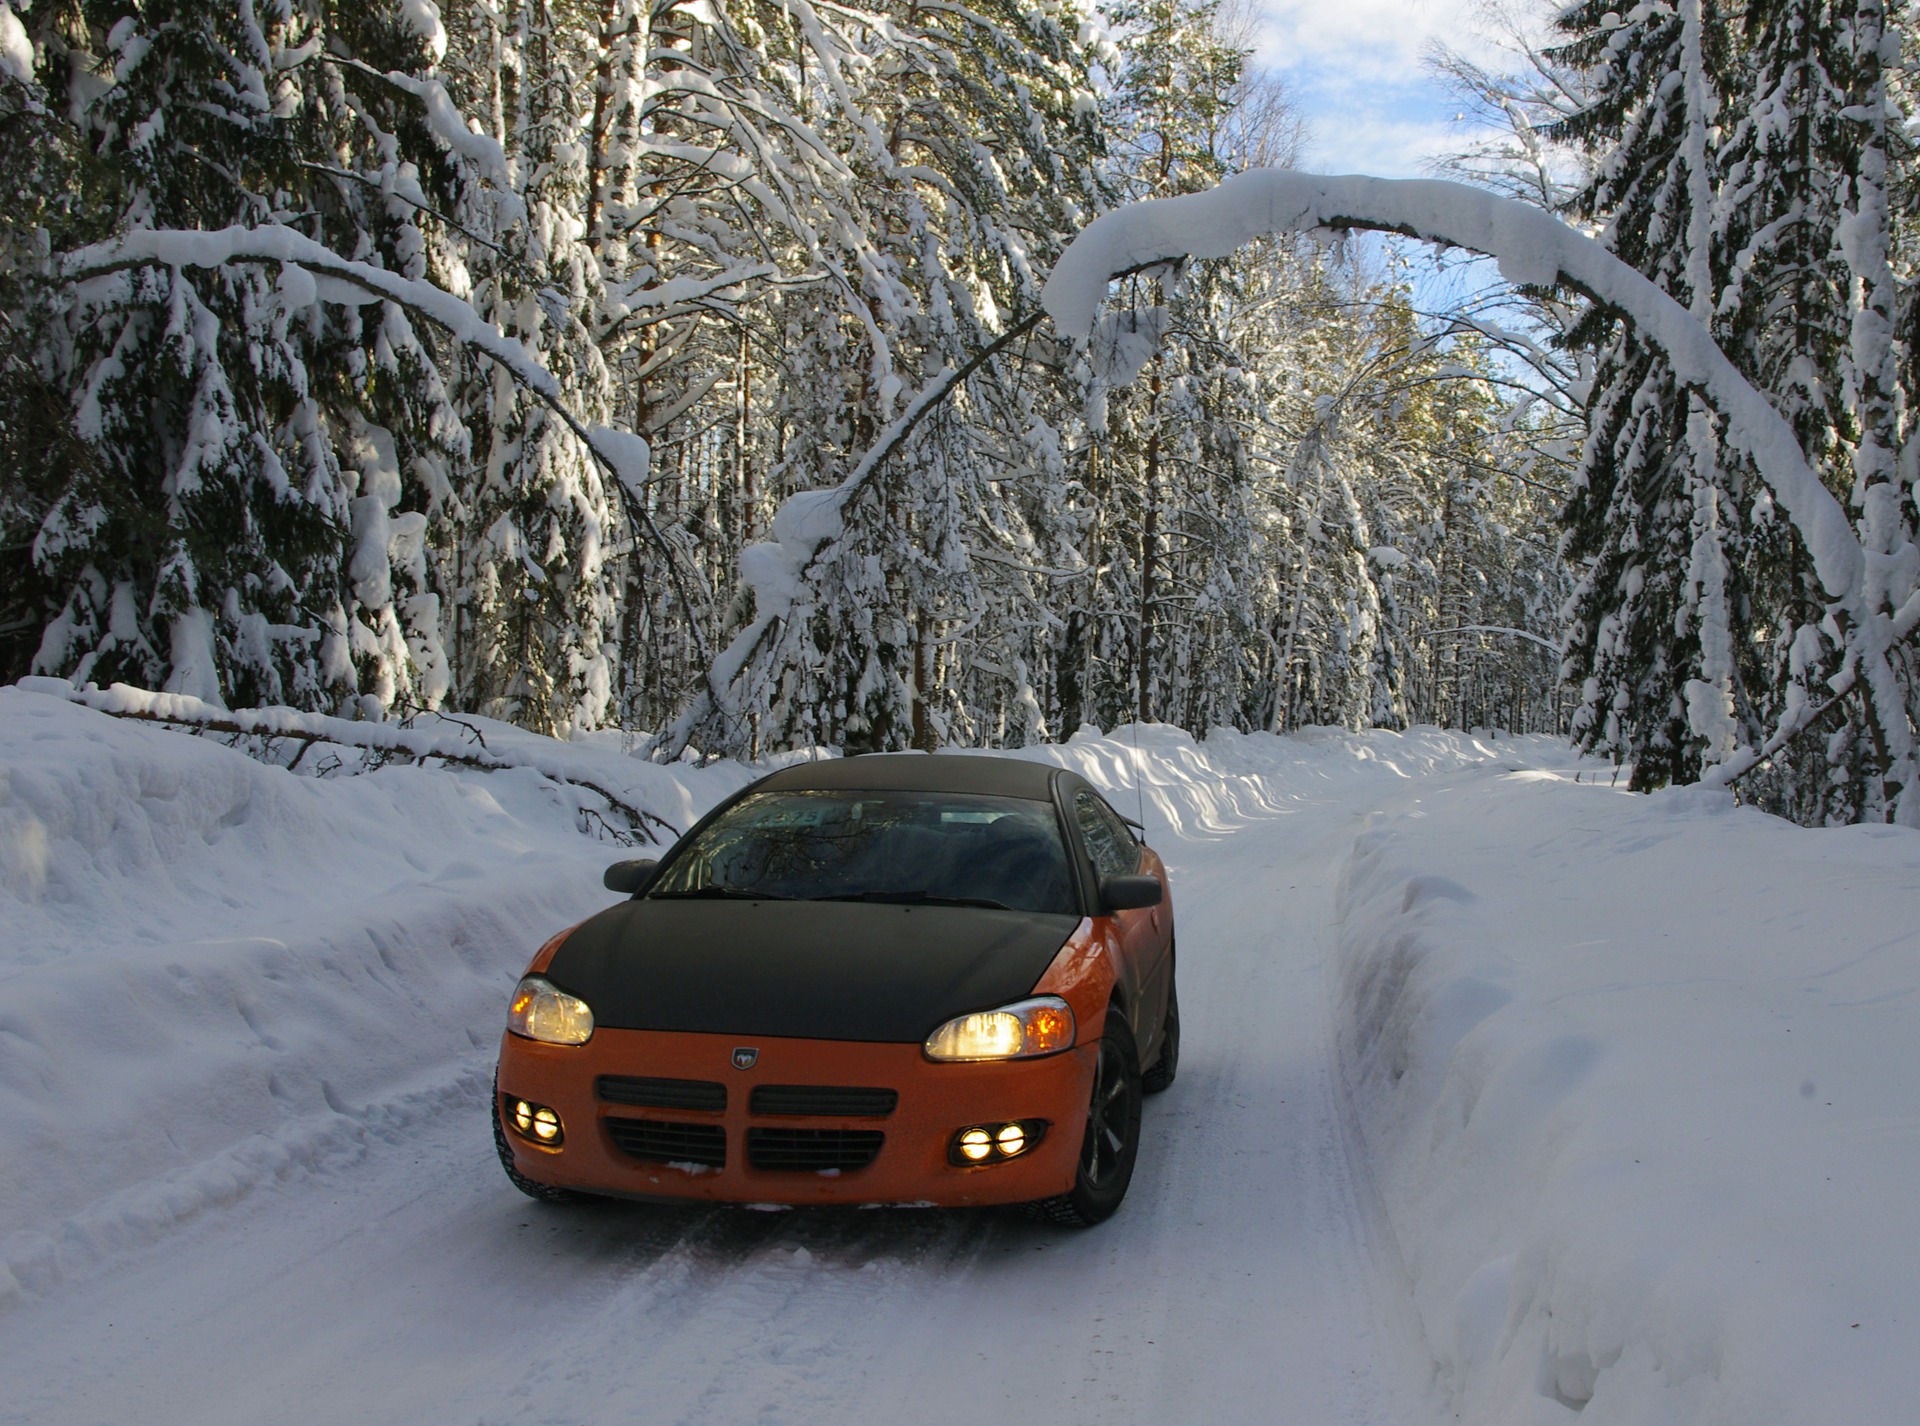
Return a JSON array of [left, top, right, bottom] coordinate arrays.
[[543, 898, 1080, 1042]]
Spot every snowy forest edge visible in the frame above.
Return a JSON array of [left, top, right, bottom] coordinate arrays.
[[2, 0, 1918, 827]]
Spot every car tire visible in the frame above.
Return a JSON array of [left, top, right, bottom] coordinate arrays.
[[1031, 1011, 1142, 1227], [492, 1073, 594, 1204], [1141, 965, 1179, 1095]]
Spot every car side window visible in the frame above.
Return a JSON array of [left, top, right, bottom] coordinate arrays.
[[1074, 790, 1138, 882]]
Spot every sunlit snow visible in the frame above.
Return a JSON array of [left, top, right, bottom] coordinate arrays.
[[2, 686, 1914, 1423]]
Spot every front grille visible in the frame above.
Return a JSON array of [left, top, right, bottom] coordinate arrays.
[[746, 1128, 885, 1172], [597, 1075, 727, 1112], [605, 1116, 727, 1168], [749, 1084, 898, 1118]]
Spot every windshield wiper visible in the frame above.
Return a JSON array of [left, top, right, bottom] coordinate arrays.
[[649, 884, 796, 900], [808, 890, 1012, 911]]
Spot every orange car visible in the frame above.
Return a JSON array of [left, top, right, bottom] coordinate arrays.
[[493, 753, 1177, 1225]]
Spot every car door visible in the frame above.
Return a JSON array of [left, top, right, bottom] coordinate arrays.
[[1072, 789, 1172, 1055]]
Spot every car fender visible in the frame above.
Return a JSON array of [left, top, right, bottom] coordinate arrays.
[[1029, 917, 1122, 1047], [523, 922, 584, 977]]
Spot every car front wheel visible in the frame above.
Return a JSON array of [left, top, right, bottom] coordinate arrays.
[[1032, 1011, 1142, 1226]]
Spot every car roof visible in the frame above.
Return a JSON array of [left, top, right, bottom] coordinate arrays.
[[754, 752, 1065, 801]]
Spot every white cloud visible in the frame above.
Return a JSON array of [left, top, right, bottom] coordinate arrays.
[[1253, 0, 1506, 83], [1302, 110, 1463, 179], [1248, 0, 1523, 178]]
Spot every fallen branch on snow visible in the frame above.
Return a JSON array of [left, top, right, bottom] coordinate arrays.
[[27, 680, 681, 846]]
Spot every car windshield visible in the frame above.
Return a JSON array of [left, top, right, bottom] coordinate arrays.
[[648, 789, 1077, 915]]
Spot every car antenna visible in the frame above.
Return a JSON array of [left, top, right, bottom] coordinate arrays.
[[1129, 716, 1147, 836]]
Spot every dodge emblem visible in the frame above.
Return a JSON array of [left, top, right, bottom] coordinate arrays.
[[731, 1047, 759, 1070]]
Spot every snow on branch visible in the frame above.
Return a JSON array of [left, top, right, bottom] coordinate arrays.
[[659, 309, 1047, 759], [59, 225, 649, 497], [1043, 170, 1863, 605], [324, 57, 521, 214], [29, 680, 681, 845], [1427, 625, 1562, 654]]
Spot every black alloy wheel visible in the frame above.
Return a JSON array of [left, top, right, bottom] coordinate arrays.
[[1032, 1011, 1142, 1226], [1141, 960, 1180, 1095], [492, 1072, 595, 1204]]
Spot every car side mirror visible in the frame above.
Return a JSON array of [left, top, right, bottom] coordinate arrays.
[[603, 858, 659, 895], [1100, 874, 1163, 912]]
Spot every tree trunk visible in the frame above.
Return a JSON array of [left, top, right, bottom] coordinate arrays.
[[1138, 358, 1162, 725]]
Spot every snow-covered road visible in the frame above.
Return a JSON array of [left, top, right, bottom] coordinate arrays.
[[2, 743, 1439, 1426]]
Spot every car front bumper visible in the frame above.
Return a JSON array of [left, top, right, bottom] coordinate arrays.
[[495, 1026, 1095, 1207]]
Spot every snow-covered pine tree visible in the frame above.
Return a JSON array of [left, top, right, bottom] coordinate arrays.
[[1709, 0, 1865, 820], [1549, 0, 1917, 820], [1821, 0, 1919, 820], [1379, 329, 1568, 733], [438, 0, 620, 735], [1548, 0, 1752, 789], [25, 0, 471, 714], [0, 7, 119, 685], [1264, 274, 1431, 733], [792, 0, 1111, 752]]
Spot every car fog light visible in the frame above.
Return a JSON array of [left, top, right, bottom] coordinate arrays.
[[950, 1119, 1047, 1166], [507, 1096, 564, 1148]]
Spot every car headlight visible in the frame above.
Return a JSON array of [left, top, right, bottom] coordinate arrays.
[[507, 976, 595, 1045], [924, 996, 1075, 1062]]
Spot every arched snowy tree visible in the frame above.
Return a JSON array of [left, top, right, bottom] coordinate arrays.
[[1040, 169, 1918, 823]]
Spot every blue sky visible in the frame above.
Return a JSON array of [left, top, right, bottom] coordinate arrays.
[[1250, 0, 1509, 178]]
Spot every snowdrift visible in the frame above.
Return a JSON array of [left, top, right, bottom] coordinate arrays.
[[1335, 767, 1920, 1423], [0, 685, 755, 1308]]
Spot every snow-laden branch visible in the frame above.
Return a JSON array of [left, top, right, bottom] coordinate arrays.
[[1043, 170, 1862, 606], [1427, 624, 1562, 653], [604, 263, 778, 317], [60, 224, 650, 496], [660, 309, 1047, 758], [1043, 170, 1913, 816], [322, 56, 522, 213]]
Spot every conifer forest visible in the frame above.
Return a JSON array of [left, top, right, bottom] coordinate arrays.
[[2, 0, 1917, 825]]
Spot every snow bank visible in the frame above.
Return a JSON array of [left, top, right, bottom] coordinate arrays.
[[1335, 767, 1920, 1423], [31, 677, 696, 841], [0, 685, 753, 1309], [1012, 719, 1553, 846]]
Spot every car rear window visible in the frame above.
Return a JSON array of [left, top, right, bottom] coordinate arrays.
[[648, 790, 1076, 914]]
